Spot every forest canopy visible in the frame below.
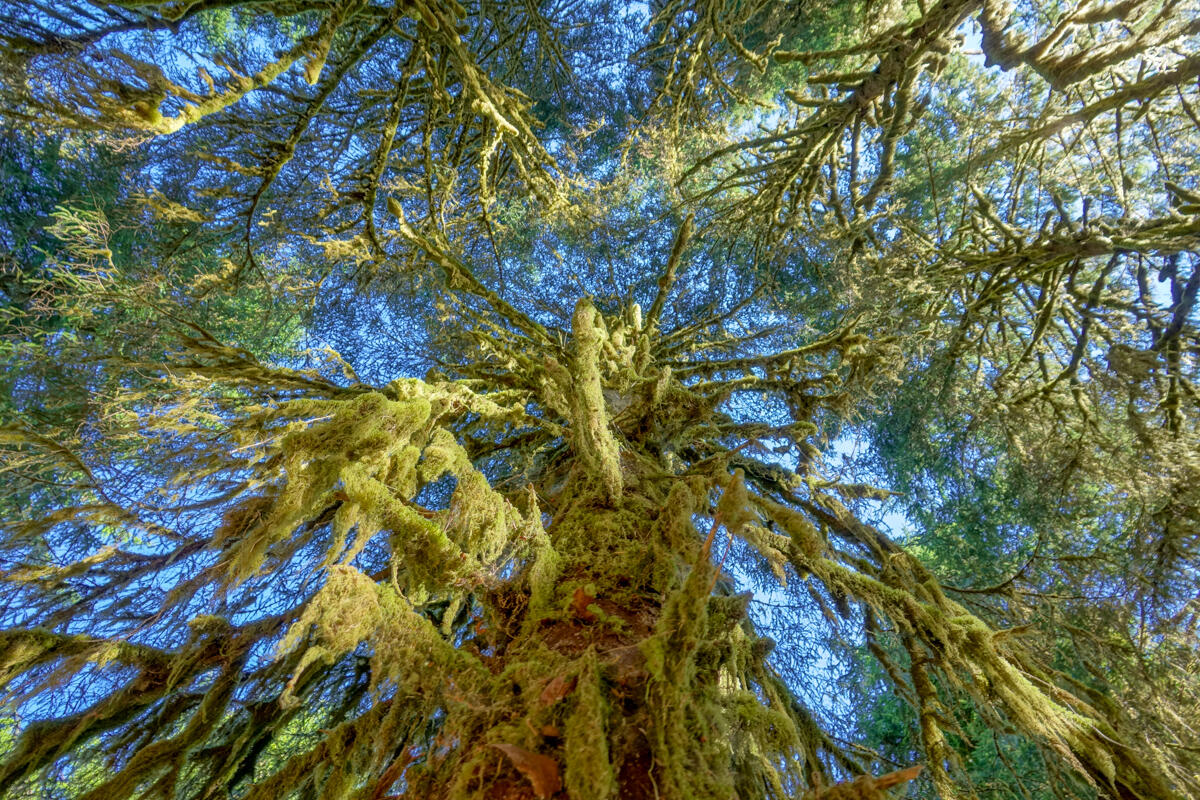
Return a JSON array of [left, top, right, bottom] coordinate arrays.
[[0, 1, 1197, 800]]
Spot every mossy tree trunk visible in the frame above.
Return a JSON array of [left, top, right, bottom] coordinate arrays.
[[390, 298, 804, 800], [1, 1, 1198, 798]]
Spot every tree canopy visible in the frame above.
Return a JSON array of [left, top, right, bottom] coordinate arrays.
[[0, 2, 1197, 800]]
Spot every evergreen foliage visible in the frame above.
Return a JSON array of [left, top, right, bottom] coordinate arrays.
[[0, 1, 1196, 799]]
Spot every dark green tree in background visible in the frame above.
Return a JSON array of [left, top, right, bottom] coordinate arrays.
[[0, 2, 1196, 799]]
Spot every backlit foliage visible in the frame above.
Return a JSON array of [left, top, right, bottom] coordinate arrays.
[[0, 2, 1197, 800]]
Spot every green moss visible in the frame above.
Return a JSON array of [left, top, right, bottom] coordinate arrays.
[[527, 532, 562, 617], [716, 469, 752, 532], [564, 651, 616, 800], [567, 299, 624, 503]]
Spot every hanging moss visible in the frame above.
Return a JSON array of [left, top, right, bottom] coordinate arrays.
[[567, 299, 624, 503], [526, 527, 562, 618], [4, 21, 1198, 789], [717, 469, 753, 533], [563, 650, 617, 800]]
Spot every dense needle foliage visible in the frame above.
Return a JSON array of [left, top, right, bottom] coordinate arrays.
[[0, 1, 1197, 799]]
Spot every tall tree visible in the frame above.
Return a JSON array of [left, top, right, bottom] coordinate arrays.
[[0, 2, 1197, 800]]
